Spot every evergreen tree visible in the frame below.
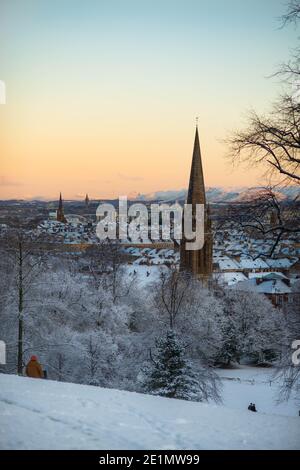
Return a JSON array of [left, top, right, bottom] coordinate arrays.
[[141, 330, 219, 402]]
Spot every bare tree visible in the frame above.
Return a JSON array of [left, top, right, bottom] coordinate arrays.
[[226, 2, 300, 256], [154, 269, 194, 329], [228, 1, 300, 184], [0, 229, 46, 374], [220, 187, 300, 257], [86, 335, 101, 386], [224, 3, 300, 403], [226, 101, 300, 257], [227, 100, 300, 184], [83, 240, 135, 303], [281, 0, 300, 26]]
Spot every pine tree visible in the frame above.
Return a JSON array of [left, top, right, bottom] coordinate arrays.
[[141, 330, 206, 402]]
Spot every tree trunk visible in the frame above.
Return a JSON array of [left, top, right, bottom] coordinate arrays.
[[17, 240, 23, 375]]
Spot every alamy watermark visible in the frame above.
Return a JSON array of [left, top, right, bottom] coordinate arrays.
[[291, 340, 300, 366], [96, 197, 205, 250], [0, 80, 6, 104], [0, 340, 6, 365]]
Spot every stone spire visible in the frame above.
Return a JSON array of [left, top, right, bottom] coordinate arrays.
[[57, 192, 67, 223], [186, 126, 206, 206], [180, 126, 213, 279]]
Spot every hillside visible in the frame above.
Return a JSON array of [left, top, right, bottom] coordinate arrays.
[[0, 374, 299, 450]]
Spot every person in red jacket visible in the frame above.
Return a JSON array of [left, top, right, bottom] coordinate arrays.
[[25, 355, 44, 379]]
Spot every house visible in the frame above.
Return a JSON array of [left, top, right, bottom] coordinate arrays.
[[230, 272, 297, 307]]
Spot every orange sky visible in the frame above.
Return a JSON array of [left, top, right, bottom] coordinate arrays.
[[0, 107, 265, 200], [0, 0, 297, 200]]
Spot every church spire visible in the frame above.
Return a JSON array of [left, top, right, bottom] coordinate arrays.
[[58, 192, 63, 210], [186, 126, 206, 206], [180, 125, 213, 280], [57, 192, 67, 223]]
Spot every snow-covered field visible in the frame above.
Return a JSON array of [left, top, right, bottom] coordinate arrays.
[[217, 366, 298, 417], [0, 373, 299, 450]]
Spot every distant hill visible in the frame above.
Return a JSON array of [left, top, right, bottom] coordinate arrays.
[[133, 186, 299, 203], [1, 186, 298, 204]]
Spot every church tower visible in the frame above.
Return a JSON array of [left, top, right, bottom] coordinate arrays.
[[57, 192, 67, 223], [85, 193, 90, 207], [180, 126, 213, 279]]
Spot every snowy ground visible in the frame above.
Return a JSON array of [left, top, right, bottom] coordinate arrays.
[[125, 264, 166, 287], [216, 366, 298, 417], [0, 373, 299, 450]]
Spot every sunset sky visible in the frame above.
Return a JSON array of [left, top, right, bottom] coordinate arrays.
[[0, 0, 298, 200]]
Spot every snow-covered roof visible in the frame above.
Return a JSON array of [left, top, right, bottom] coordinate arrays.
[[128, 248, 141, 256], [216, 256, 239, 270], [248, 272, 288, 281], [256, 280, 291, 294], [266, 258, 298, 269], [140, 248, 151, 255], [215, 272, 248, 286], [148, 249, 157, 257], [237, 257, 269, 270], [232, 278, 291, 294]]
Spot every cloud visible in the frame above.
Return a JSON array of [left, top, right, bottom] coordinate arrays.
[[26, 195, 50, 201]]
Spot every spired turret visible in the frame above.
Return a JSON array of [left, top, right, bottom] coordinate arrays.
[[57, 192, 67, 224], [180, 126, 213, 279]]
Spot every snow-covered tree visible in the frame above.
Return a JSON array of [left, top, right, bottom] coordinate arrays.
[[214, 290, 241, 365], [82, 241, 136, 304], [275, 284, 300, 403], [140, 330, 221, 402], [0, 231, 291, 397], [0, 229, 47, 374], [153, 269, 194, 329], [215, 289, 286, 365]]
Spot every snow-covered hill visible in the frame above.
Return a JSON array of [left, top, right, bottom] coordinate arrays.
[[0, 374, 299, 450]]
